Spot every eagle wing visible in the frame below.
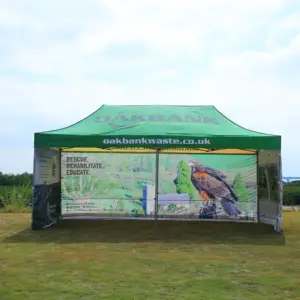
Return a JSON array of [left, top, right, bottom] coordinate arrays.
[[191, 171, 206, 191], [191, 172, 212, 200], [191, 171, 221, 199], [201, 167, 227, 179], [192, 171, 238, 203]]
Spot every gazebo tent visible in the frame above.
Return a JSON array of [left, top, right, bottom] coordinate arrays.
[[32, 105, 282, 231]]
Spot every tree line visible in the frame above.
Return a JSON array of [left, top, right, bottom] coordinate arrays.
[[0, 172, 33, 186], [282, 180, 300, 206], [0, 171, 300, 206]]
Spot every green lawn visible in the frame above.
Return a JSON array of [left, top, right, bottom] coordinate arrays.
[[1, 213, 300, 299]]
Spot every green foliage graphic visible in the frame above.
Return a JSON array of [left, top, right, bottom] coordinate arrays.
[[233, 173, 250, 202], [174, 160, 194, 200]]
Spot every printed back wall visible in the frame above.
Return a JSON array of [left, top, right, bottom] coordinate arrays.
[[61, 152, 257, 220]]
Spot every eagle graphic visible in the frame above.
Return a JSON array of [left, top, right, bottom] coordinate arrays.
[[188, 159, 243, 218]]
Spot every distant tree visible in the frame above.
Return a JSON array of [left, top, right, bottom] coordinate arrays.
[[233, 173, 249, 202], [283, 185, 300, 205], [285, 180, 300, 187], [174, 160, 194, 200], [0, 172, 33, 186]]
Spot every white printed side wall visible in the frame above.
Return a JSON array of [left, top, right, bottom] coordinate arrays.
[[258, 150, 282, 232]]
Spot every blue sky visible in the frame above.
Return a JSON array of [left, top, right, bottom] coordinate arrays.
[[0, 0, 300, 175]]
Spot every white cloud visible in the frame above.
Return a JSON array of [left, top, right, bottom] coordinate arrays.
[[76, 14, 203, 57], [0, 77, 125, 127], [78, 0, 289, 56], [280, 12, 300, 29], [211, 33, 300, 76], [151, 69, 179, 79], [0, 7, 45, 29], [0, 0, 299, 175]]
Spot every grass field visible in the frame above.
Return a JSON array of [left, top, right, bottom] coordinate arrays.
[[1, 213, 300, 299]]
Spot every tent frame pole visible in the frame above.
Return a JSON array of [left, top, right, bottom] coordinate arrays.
[[276, 151, 283, 232], [31, 148, 37, 229], [154, 148, 160, 234], [264, 155, 272, 228]]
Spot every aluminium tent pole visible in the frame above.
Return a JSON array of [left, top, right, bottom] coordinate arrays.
[[31, 148, 37, 230], [154, 148, 160, 234], [276, 152, 283, 233], [264, 160, 272, 227], [265, 164, 271, 202]]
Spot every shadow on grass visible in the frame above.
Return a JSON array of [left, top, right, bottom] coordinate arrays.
[[4, 219, 285, 245]]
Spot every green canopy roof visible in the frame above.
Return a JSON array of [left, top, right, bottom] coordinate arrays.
[[34, 105, 281, 150]]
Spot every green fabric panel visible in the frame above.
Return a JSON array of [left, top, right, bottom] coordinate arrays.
[[34, 105, 281, 150]]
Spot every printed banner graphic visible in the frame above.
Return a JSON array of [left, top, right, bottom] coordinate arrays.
[[32, 148, 61, 229], [61, 152, 257, 220], [34, 148, 60, 185]]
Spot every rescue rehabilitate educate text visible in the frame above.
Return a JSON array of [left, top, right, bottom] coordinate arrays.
[[65, 156, 103, 175]]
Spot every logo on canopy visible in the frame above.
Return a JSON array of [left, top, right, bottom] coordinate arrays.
[[95, 113, 218, 129]]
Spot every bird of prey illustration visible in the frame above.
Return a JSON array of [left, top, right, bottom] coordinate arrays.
[[188, 159, 243, 218]]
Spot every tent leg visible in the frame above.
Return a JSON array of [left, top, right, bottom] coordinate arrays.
[[154, 148, 159, 235], [276, 152, 283, 233]]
